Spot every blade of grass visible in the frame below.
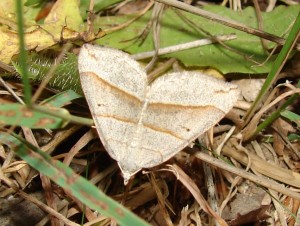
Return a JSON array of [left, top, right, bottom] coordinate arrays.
[[253, 81, 300, 137], [0, 132, 150, 226], [243, 12, 300, 126], [0, 103, 67, 128], [40, 90, 82, 108], [32, 105, 94, 126], [287, 134, 300, 141], [15, 0, 32, 106], [0, 103, 93, 128], [281, 110, 300, 127]]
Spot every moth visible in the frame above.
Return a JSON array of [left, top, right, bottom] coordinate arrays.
[[78, 44, 239, 183]]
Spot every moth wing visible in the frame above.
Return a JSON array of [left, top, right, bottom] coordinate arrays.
[[130, 71, 240, 169], [78, 45, 147, 161]]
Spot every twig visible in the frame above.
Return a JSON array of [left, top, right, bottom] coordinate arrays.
[[194, 151, 300, 200], [154, 0, 300, 50], [132, 34, 236, 60]]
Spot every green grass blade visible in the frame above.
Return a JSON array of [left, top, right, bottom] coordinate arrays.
[[253, 80, 300, 137], [243, 11, 300, 125], [40, 90, 82, 108], [0, 132, 150, 226], [0, 103, 93, 128], [281, 110, 300, 127], [32, 105, 94, 126], [15, 0, 32, 106], [287, 134, 300, 141], [0, 103, 67, 128]]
